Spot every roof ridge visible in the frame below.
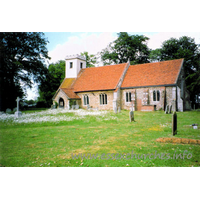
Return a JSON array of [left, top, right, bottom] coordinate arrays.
[[82, 63, 126, 70], [130, 58, 184, 67]]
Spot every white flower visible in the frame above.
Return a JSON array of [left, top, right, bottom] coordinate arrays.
[[0, 109, 117, 124]]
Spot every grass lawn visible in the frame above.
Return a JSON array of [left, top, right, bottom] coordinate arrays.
[[0, 109, 199, 167]]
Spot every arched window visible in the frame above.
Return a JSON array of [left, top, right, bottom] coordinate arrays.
[[153, 91, 156, 101], [83, 95, 89, 105], [153, 90, 160, 101], [126, 92, 131, 102], [99, 93, 107, 105], [157, 90, 160, 101]]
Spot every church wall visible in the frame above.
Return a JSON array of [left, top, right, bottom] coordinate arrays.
[[165, 86, 177, 111], [77, 91, 114, 110], [121, 87, 166, 111]]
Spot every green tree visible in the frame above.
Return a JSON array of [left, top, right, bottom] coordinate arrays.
[[38, 60, 65, 107], [156, 36, 200, 104], [24, 99, 36, 105], [100, 32, 150, 65], [80, 51, 97, 67], [0, 32, 50, 111], [149, 48, 162, 62]]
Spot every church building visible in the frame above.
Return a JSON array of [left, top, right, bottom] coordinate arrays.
[[52, 54, 191, 112]]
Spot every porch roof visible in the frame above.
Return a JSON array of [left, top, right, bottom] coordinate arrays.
[[60, 89, 81, 100]]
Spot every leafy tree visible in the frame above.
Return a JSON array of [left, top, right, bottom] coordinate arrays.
[[149, 48, 162, 62], [24, 99, 36, 105], [0, 32, 50, 111], [100, 32, 150, 65], [38, 60, 65, 107], [80, 51, 97, 67], [153, 36, 200, 104]]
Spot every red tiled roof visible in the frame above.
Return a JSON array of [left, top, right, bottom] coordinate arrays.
[[72, 63, 127, 92], [121, 59, 183, 88], [60, 89, 81, 99]]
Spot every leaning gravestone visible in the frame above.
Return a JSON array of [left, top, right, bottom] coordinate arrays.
[[129, 111, 134, 122], [118, 107, 121, 113], [169, 105, 172, 114], [172, 111, 177, 135], [165, 105, 169, 114], [15, 97, 22, 118]]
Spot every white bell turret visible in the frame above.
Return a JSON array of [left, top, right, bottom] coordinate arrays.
[[65, 54, 86, 78]]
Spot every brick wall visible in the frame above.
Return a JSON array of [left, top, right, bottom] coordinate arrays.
[[77, 91, 114, 110], [141, 105, 154, 111], [121, 87, 166, 111]]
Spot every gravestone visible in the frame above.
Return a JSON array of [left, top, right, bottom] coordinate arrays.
[[114, 107, 117, 114], [129, 111, 134, 122], [13, 107, 17, 112], [172, 111, 177, 135], [118, 107, 121, 113], [6, 108, 12, 114], [169, 105, 172, 114], [15, 97, 22, 118], [165, 105, 169, 114]]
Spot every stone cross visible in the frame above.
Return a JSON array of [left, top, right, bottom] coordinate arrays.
[[15, 97, 22, 118], [16, 97, 20, 112]]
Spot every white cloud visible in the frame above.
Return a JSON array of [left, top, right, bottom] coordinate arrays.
[[26, 83, 39, 100], [48, 32, 117, 64], [146, 32, 200, 50]]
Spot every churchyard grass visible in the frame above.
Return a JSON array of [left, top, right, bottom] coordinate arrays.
[[0, 109, 199, 167]]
